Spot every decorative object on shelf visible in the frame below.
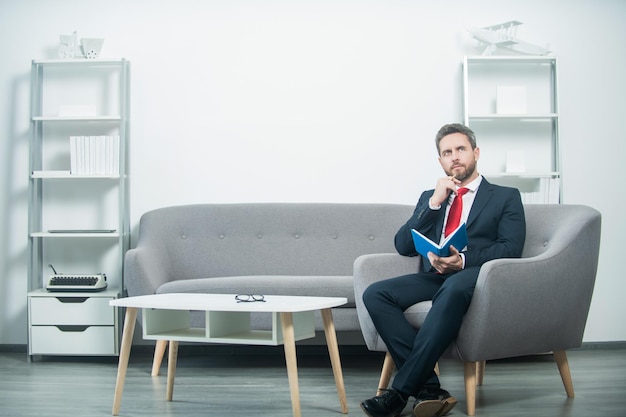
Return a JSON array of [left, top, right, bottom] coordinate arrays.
[[58, 31, 78, 59], [81, 38, 104, 59], [505, 151, 526, 173], [58, 104, 97, 117], [468, 21, 551, 56], [57, 31, 104, 59]]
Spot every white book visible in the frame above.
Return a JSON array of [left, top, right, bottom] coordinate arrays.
[[99, 135, 107, 175], [539, 178, 550, 204], [549, 177, 560, 204], [77, 136, 86, 175], [32, 170, 71, 177], [94, 136, 100, 175], [83, 136, 91, 174], [105, 135, 111, 175], [69, 136, 78, 174], [89, 135, 97, 175], [111, 135, 120, 175]]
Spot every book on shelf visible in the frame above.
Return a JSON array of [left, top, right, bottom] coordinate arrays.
[[32, 170, 71, 177], [520, 177, 560, 204], [411, 223, 468, 258], [70, 135, 120, 175]]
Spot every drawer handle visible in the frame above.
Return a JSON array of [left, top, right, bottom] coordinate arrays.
[[56, 325, 89, 332], [56, 297, 89, 303]]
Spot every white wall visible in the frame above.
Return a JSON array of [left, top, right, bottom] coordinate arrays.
[[1, 0, 625, 344]]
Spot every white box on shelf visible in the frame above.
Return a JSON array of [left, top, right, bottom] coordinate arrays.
[[496, 86, 527, 114], [59, 105, 97, 117], [505, 151, 526, 173]]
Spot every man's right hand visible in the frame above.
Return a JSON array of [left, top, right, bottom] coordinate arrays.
[[430, 175, 460, 207]]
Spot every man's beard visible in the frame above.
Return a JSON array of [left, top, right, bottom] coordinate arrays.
[[447, 159, 477, 182]]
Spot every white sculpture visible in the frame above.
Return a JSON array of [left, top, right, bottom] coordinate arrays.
[[81, 38, 104, 59], [58, 31, 104, 59], [468, 21, 551, 56], [58, 31, 78, 59]]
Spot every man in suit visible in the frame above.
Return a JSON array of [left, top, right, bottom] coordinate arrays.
[[360, 123, 526, 417]]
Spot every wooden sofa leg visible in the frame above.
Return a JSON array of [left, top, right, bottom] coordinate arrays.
[[376, 352, 396, 395], [554, 350, 575, 398], [151, 340, 168, 376], [476, 360, 486, 386], [464, 361, 477, 416]]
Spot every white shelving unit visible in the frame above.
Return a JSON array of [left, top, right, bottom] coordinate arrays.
[[27, 58, 130, 357], [462, 56, 560, 204]]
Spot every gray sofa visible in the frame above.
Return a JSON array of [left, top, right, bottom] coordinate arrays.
[[124, 203, 414, 338]]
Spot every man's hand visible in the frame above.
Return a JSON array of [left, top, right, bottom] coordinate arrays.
[[430, 175, 461, 207], [428, 245, 464, 274]]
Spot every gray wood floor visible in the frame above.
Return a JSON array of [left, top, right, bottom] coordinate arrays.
[[0, 344, 625, 417]]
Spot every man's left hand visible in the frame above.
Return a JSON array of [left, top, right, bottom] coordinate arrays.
[[428, 245, 464, 274]]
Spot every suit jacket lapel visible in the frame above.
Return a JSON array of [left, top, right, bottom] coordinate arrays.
[[434, 179, 494, 234], [466, 178, 495, 229]]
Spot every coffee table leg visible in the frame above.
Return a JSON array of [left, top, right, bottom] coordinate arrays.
[[280, 312, 301, 417], [321, 308, 348, 414], [112, 307, 138, 416], [151, 340, 168, 376], [166, 340, 179, 401]]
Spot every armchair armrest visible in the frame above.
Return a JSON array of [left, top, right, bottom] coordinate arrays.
[[455, 249, 598, 362], [354, 253, 420, 351]]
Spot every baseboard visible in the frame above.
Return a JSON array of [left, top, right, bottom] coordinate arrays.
[[578, 341, 626, 350], [3, 340, 625, 355], [0, 342, 378, 357]]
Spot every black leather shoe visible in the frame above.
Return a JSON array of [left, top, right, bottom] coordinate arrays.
[[412, 387, 457, 417], [360, 389, 408, 417]]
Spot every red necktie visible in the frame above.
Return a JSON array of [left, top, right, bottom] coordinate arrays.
[[445, 188, 469, 237]]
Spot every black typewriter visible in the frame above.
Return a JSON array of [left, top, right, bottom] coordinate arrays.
[[46, 265, 108, 292]]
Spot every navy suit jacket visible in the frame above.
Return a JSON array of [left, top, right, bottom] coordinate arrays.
[[395, 178, 526, 271]]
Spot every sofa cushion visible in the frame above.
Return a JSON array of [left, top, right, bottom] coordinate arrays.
[[156, 275, 356, 307]]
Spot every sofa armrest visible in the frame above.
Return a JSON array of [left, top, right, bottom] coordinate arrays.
[[124, 247, 171, 297], [353, 253, 420, 351]]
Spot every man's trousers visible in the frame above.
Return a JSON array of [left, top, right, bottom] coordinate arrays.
[[362, 266, 480, 396]]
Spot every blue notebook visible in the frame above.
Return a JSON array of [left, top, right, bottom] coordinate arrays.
[[411, 223, 467, 257]]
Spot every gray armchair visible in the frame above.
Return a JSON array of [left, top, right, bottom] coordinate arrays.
[[354, 204, 601, 416]]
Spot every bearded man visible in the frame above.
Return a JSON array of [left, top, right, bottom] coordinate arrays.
[[359, 123, 526, 417]]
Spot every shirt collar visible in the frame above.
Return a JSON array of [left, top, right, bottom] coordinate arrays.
[[459, 174, 483, 193]]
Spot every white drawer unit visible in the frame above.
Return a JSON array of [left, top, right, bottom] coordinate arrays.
[[30, 326, 117, 355], [28, 289, 120, 356]]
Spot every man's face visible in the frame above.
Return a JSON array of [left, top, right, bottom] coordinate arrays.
[[437, 132, 480, 182]]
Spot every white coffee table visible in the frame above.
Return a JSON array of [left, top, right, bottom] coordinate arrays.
[[110, 293, 348, 417]]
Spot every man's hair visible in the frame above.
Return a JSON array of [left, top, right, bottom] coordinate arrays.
[[435, 123, 477, 154]]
